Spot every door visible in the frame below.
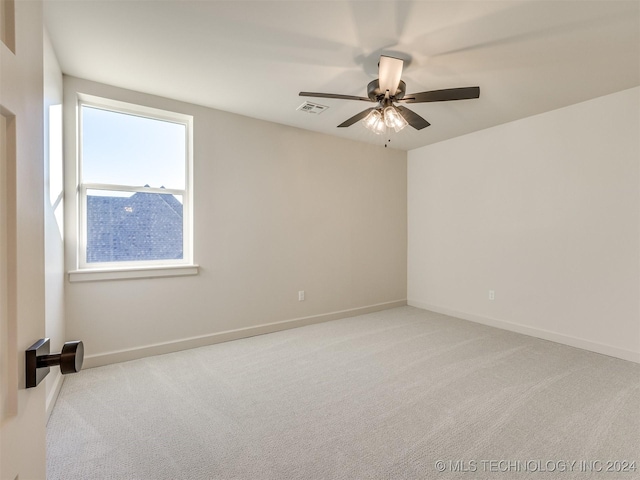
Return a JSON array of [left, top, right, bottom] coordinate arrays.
[[0, 0, 47, 478]]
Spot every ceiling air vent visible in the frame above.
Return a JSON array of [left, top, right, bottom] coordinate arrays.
[[297, 101, 329, 114]]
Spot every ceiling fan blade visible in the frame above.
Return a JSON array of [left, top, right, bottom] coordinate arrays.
[[337, 108, 376, 128], [378, 56, 404, 95], [299, 92, 371, 102], [402, 86, 480, 103], [395, 106, 430, 130]]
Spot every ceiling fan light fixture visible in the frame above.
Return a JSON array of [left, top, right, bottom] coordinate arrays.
[[299, 55, 480, 135], [374, 119, 387, 135], [383, 106, 408, 132], [363, 109, 381, 128], [363, 109, 386, 135]]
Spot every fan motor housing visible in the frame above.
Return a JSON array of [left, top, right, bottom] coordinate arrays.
[[367, 79, 406, 101]]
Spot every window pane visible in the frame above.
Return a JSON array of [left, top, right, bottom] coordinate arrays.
[[86, 189, 183, 263], [82, 106, 186, 189]]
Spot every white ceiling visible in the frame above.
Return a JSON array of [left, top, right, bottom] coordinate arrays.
[[44, 1, 640, 151]]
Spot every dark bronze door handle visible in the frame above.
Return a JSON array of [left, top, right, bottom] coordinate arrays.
[[25, 338, 84, 388]]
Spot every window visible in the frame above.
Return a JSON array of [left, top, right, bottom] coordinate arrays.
[[76, 95, 193, 274]]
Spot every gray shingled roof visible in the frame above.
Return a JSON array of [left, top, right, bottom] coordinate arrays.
[[87, 191, 183, 263]]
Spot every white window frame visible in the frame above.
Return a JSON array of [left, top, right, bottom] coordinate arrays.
[[72, 93, 195, 279]]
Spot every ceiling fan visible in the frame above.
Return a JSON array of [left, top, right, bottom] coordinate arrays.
[[299, 56, 480, 134]]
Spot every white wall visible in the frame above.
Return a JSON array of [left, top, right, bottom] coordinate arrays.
[[408, 87, 640, 362], [43, 28, 65, 417], [63, 76, 407, 366]]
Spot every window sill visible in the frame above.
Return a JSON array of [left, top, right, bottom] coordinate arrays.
[[68, 264, 199, 282]]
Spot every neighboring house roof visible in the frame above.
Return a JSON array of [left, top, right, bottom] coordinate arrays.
[[87, 191, 183, 263]]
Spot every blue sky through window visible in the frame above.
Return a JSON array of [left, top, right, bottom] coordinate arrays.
[[82, 106, 186, 190]]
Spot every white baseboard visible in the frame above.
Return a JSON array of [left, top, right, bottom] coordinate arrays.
[[408, 300, 640, 364], [85, 300, 408, 368], [46, 372, 64, 423]]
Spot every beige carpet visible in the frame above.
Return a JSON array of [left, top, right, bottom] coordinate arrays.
[[47, 306, 640, 479]]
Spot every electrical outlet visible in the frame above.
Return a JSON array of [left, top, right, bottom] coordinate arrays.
[[489, 290, 495, 301], [298, 290, 305, 301]]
